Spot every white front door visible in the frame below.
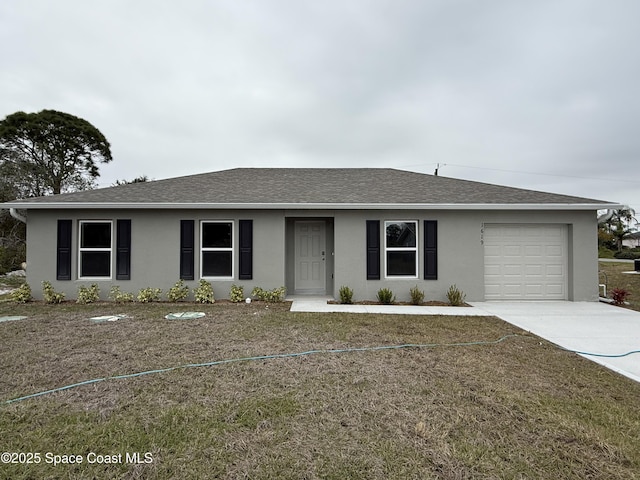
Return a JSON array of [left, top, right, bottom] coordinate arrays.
[[295, 221, 326, 293]]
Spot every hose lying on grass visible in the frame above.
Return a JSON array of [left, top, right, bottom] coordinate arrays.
[[3, 334, 639, 405]]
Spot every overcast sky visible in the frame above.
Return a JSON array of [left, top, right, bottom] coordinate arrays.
[[1, 0, 638, 212]]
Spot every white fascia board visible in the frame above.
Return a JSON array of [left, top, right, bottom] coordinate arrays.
[[1, 202, 623, 210]]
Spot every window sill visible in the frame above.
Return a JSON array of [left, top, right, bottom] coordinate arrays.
[[384, 275, 419, 280]]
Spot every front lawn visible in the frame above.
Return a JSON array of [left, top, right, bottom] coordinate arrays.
[[1, 302, 639, 479], [598, 260, 640, 311]]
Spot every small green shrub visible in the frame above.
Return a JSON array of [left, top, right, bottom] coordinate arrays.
[[251, 286, 286, 303], [251, 287, 264, 300], [77, 284, 100, 304], [230, 284, 244, 303], [42, 281, 65, 304], [137, 287, 162, 303], [339, 286, 354, 304], [446, 284, 466, 306], [409, 285, 425, 305], [194, 280, 215, 304], [598, 246, 615, 259], [10, 282, 32, 303], [109, 286, 134, 304], [376, 288, 396, 305], [613, 250, 640, 260], [167, 279, 190, 302]]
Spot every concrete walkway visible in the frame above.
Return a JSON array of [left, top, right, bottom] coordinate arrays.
[[289, 297, 640, 383], [288, 296, 489, 316]]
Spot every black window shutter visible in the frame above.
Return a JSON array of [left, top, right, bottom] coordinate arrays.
[[116, 219, 131, 280], [238, 219, 253, 280], [180, 220, 195, 280], [366, 220, 380, 280], [424, 220, 438, 280], [56, 219, 72, 281]]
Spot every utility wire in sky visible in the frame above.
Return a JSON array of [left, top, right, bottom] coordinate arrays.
[[401, 162, 639, 185]]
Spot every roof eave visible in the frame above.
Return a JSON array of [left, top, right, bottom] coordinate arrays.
[[2, 202, 623, 210]]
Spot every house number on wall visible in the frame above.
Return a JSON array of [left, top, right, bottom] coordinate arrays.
[[480, 223, 484, 245]]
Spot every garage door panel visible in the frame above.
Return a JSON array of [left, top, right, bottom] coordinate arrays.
[[544, 226, 563, 237], [484, 285, 501, 297], [483, 226, 502, 236], [503, 246, 522, 256], [524, 264, 542, 274], [484, 224, 567, 300], [503, 264, 522, 275], [484, 265, 501, 276], [546, 245, 563, 256], [524, 284, 544, 295], [503, 284, 524, 295], [546, 265, 563, 276], [524, 245, 542, 256], [502, 227, 521, 236], [546, 284, 564, 295]]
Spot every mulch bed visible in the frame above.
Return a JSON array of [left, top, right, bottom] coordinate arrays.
[[327, 300, 470, 307]]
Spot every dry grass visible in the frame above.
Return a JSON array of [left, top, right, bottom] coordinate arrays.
[[599, 260, 640, 311], [1, 301, 639, 479]]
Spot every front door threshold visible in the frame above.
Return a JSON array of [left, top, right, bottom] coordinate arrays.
[[293, 289, 327, 295]]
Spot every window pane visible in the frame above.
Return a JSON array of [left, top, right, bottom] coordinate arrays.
[[386, 222, 416, 247], [202, 251, 232, 277], [387, 251, 416, 276], [81, 223, 111, 248], [202, 223, 232, 248], [81, 252, 111, 277]]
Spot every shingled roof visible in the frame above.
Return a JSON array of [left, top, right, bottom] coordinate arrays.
[[3, 168, 617, 209]]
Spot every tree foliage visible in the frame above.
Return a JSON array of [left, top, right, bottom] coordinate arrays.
[[599, 208, 638, 251], [112, 175, 150, 186], [0, 109, 112, 272], [0, 109, 112, 197], [0, 166, 26, 273]]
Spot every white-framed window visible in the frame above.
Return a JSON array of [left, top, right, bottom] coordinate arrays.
[[384, 220, 418, 278], [79, 220, 113, 279], [201, 221, 234, 279]]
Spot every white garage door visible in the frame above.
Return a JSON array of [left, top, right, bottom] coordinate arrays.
[[484, 224, 567, 300]]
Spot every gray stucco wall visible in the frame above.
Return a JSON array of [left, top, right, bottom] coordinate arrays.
[[333, 209, 598, 303], [24, 208, 598, 302], [26, 209, 286, 301]]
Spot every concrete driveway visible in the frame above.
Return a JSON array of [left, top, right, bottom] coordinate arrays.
[[470, 301, 640, 383]]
